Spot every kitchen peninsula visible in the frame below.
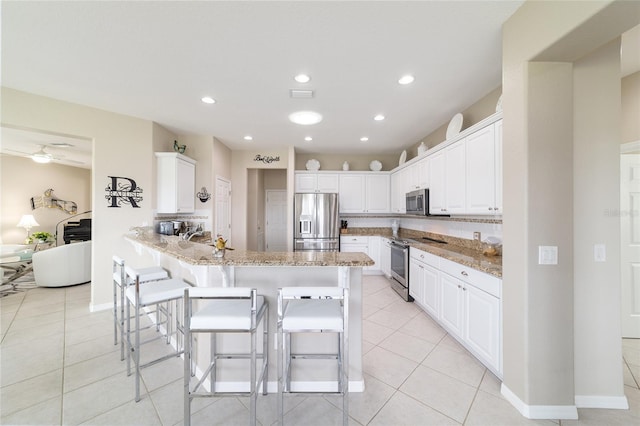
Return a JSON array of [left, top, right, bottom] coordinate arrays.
[[125, 233, 373, 392]]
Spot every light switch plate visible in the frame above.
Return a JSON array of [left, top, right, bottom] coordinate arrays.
[[594, 244, 606, 262], [538, 246, 558, 265]]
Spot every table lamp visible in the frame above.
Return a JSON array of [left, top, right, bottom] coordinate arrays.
[[17, 214, 39, 243]]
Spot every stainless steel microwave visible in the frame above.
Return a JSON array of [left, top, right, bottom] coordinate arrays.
[[406, 189, 428, 215], [405, 189, 448, 216]]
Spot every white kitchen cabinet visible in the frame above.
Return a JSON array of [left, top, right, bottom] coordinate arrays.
[[380, 237, 391, 278], [406, 158, 429, 191], [340, 235, 378, 272], [444, 141, 466, 213], [156, 152, 196, 214], [409, 247, 440, 318], [428, 151, 446, 214], [466, 123, 502, 215], [439, 257, 502, 376], [339, 174, 389, 213], [439, 272, 465, 339], [391, 167, 409, 213], [295, 172, 339, 193], [494, 119, 503, 214]]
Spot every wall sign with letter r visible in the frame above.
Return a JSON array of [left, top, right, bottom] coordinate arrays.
[[105, 176, 143, 208]]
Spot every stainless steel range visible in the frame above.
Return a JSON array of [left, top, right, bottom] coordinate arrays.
[[389, 238, 413, 301]]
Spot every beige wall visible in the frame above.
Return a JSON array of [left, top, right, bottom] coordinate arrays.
[[1, 87, 156, 310], [295, 153, 398, 172], [0, 155, 91, 245], [231, 149, 290, 250], [264, 169, 287, 190], [622, 71, 640, 143], [408, 86, 502, 160], [502, 0, 639, 417]]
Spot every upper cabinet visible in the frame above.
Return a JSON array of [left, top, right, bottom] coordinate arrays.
[[339, 173, 390, 213], [156, 152, 196, 214], [428, 117, 503, 216], [295, 172, 339, 193]]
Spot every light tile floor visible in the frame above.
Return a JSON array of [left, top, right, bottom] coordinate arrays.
[[1, 275, 639, 425]]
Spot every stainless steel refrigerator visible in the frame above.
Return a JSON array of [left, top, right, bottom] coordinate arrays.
[[294, 193, 340, 252]]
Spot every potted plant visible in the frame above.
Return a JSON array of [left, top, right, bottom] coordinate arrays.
[[28, 231, 53, 244]]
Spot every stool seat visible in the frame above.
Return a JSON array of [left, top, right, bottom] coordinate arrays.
[[113, 266, 168, 285], [125, 278, 189, 306], [282, 299, 343, 331], [191, 296, 266, 331]]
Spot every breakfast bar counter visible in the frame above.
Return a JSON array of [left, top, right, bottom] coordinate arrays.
[[125, 233, 373, 392]]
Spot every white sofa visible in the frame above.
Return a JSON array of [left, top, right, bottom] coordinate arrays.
[[32, 241, 91, 287]]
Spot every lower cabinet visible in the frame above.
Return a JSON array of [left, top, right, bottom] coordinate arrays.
[[380, 237, 391, 278], [410, 247, 502, 377], [340, 235, 380, 273]]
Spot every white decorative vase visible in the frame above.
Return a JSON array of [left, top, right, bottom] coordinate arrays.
[[417, 142, 426, 156], [342, 161, 349, 171]]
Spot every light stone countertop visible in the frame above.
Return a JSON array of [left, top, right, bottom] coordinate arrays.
[[125, 234, 374, 267], [341, 228, 502, 278]]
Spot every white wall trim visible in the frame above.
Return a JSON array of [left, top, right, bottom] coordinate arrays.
[[90, 301, 112, 312], [621, 140, 640, 153], [575, 395, 629, 409], [501, 383, 579, 419]]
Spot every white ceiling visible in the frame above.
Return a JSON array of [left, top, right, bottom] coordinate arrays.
[[1, 1, 638, 164]]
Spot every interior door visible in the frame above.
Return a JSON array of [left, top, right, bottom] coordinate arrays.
[[621, 154, 640, 338], [215, 176, 231, 246], [265, 190, 287, 251]]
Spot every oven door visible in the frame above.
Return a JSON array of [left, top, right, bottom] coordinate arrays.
[[389, 243, 408, 286]]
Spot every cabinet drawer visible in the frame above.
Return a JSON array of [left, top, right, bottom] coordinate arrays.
[[340, 236, 368, 244], [409, 247, 440, 268], [440, 258, 501, 298]]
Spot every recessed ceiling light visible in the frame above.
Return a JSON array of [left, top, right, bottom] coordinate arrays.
[[304, 136, 313, 142], [288, 111, 323, 125], [294, 74, 311, 83], [374, 114, 385, 121], [201, 96, 216, 104], [398, 75, 415, 85], [244, 136, 253, 141], [360, 137, 369, 142]]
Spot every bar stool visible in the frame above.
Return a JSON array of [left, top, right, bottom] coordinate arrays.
[[183, 287, 268, 426], [125, 265, 190, 402], [277, 286, 349, 425], [112, 256, 169, 360]]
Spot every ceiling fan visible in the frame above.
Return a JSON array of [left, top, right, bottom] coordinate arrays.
[[4, 144, 84, 165]]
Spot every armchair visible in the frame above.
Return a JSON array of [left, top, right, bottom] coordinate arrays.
[[32, 241, 91, 287]]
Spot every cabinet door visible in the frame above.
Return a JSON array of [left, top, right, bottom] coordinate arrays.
[[339, 174, 366, 212], [439, 273, 464, 339], [380, 238, 391, 278], [295, 174, 317, 193], [366, 236, 381, 271], [409, 259, 424, 302], [428, 152, 446, 214], [466, 125, 496, 214], [317, 174, 339, 193], [465, 284, 501, 373], [365, 174, 390, 213], [494, 120, 503, 214], [391, 168, 408, 213], [417, 158, 429, 189], [422, 263, 439, 319], [444, 142, 466, 213], [176, 158, 195, 213]]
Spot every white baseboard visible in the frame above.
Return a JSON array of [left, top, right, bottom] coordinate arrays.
[[575, 395, 629, 409], [90, 301, 112, 312], [501, 383, 578, 419]]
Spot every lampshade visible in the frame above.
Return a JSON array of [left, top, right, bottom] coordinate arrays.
[[17, 214, 39, 229]]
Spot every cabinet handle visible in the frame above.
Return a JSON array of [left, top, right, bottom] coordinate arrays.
[[457, 285, 462, 289], [460, 271, 468, 277], [462, 287, 467, 291]]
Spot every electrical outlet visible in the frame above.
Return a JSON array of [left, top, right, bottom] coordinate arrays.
[[473, 232, 481, 241], [538, 246, 558, 265]]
